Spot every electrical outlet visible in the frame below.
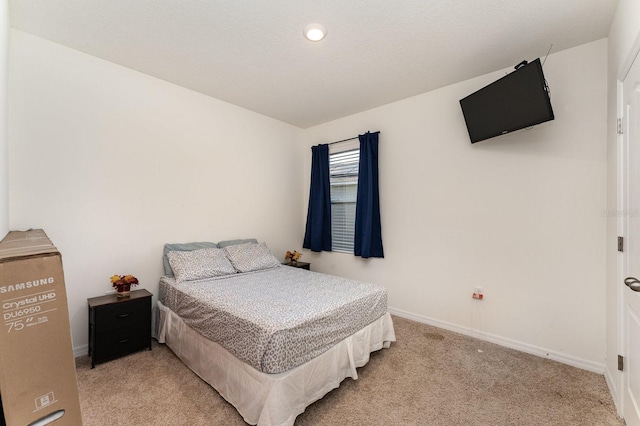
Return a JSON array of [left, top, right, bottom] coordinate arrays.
[[472, 286, 484, 300]]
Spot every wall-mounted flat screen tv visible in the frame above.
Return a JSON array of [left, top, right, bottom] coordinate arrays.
[[459, 58, 554, 144]]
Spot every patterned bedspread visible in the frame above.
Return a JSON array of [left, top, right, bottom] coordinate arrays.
[[159, 266, 388, 373]]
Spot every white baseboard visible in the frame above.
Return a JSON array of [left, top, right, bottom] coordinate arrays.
[[73, 307, 605, 374], [604, 365, 623, 416], [388, 307, 605, 374], [74, 344, 88, 358]]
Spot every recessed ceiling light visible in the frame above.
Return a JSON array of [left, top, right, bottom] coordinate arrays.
[[304, 23, 326, 42]]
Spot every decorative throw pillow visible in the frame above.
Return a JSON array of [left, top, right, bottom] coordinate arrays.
[[163, 242, 218, 277], [167, 247, 236, 284], [223, 242, 280, 273]]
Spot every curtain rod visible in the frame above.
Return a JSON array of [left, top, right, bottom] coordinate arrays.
[[326, 131, 380, 145]]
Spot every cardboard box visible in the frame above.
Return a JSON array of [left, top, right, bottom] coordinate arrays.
[[0, 229, 82, 425]]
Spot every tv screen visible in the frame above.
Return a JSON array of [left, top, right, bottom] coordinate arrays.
[[459, 58, 554, 144]]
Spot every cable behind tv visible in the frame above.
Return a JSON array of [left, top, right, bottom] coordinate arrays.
[[542, 44, 554, 67]]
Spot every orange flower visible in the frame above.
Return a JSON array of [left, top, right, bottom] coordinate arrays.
[[110, 274, 139, 288], [284, 250, 302, 261], [123, 275, 139, 285]]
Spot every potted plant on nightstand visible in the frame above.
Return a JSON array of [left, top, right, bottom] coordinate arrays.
[[284, 250, 302, 266], [110, 274, 139, 298]]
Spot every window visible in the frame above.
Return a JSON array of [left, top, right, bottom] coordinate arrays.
[[329, 148, 359, 252]]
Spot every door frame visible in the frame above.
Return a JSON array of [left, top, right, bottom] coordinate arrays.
[[617, 31, 640, 418]]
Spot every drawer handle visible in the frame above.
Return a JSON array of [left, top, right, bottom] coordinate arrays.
[[117, 313, 131, 318], [117, 338, 131, 344]]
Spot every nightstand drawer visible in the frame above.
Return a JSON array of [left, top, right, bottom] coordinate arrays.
[[88, 289, 153, 367], [93, 298, 150, 332], [94, 323, 150, 364]]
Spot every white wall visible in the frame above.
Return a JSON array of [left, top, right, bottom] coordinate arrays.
[[303, 40, 608, 371], [8, 30, 304, 353], [8, 28, 610, 372], [0, 0, 8, 236], [605, 0, 640, 413]]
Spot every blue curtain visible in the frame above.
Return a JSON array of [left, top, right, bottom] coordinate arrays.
[[303, 144, 332, 252], [354, 132, 384, 258]]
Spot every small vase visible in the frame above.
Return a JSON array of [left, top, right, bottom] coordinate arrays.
[[116, 284, 131, 298]]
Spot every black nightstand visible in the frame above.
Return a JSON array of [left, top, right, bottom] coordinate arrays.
[[283, 261, 310, 270], [88, 289, 152, 368]]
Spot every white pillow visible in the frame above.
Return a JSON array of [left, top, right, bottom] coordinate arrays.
[[167, 247, 236, 284], [223, 242, 280, 273]]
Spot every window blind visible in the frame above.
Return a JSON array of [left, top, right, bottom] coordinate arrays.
[[329, 148, 359, 252]]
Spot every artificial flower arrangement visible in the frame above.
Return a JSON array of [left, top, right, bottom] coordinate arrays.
[[110, 274, 139, 294], [284, 250, 302, 263]]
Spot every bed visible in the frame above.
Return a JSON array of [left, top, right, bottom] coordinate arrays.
[[156, 240, 395, 426]]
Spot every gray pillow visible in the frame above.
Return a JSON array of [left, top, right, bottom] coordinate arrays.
[[167, 247, 236, 284], [217, 238, 258, 248], [163, 242, 218, 277], [223, 242, 281, 273]]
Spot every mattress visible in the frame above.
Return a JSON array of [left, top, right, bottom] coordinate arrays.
[[159, 265, 388, 373]]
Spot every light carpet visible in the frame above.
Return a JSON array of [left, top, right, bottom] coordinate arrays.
[[75, 316, 622, 425]]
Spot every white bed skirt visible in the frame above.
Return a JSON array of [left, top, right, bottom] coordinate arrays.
[[156, 301, 396, 426]]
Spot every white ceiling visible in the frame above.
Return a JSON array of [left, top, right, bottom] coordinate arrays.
[[10, 0, 618, 128]]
